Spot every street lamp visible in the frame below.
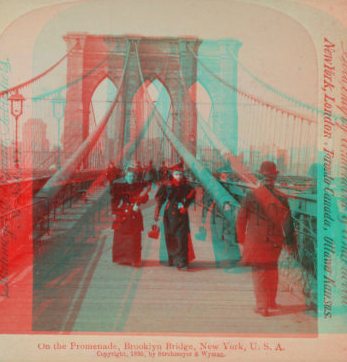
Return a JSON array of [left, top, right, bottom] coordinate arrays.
[[51, 95, 65, 171], [9, 89, 25, 168]]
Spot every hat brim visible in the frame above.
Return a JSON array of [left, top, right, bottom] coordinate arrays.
[[258, 170, 280, 175], [171, 164, 184, 172]]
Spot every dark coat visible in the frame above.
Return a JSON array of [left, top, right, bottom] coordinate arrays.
[[106, 165, 121, 184], [135, 165, 143, 181], [201, 179, 240, 223], [111, 180, 149, 232], [144, 166, 157, 182], [110, 180, 149, 264], [158, 166, 169, 182], [155, 181, 196, 265], [236, 184, 295, 265]]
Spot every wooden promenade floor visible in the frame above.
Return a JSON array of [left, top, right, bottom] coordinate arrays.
[[33, 187, 317, 335]]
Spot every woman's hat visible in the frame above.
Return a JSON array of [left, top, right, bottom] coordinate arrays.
[[171, 164, 184, 172], [259, 161, 279, 175], [125, 164, 136, 173], [216, 166, 231, 174]]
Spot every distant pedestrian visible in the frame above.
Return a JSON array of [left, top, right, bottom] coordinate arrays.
[[135, 161, 143, 181], [106, 162, 116, 186], [158, 161, 169, 182], [144, 160, 157, 188]]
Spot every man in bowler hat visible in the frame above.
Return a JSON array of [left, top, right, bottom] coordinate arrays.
[[236, 161, 295, 316]]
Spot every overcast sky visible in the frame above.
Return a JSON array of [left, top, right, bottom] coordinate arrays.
[[0, 0, 341, 149]]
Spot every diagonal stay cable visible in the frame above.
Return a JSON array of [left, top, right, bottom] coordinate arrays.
[[178, 43, 293, 187], [33, 41, 122, 101], [227, 45, 326, 118], [35, 40, 131, 202], [134, 41, 171, 118], [154, 101, 238, 223], [83, 40, 172, 198], [131, 41, 171, 155], [175, 44, 298, 229]]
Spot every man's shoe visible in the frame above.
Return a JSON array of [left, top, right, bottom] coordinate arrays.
[[268, 303, 281, 310], [168, 259, 175, 267], [254, 308, 269, 317]]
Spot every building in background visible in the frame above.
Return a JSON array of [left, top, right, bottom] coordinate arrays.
[[22, 118, 50, 170]]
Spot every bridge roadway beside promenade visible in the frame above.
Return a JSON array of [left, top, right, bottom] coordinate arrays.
[[32, 186, 317, 334]]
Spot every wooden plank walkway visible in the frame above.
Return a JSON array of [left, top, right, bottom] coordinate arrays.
[[33, 186, 317, 335]]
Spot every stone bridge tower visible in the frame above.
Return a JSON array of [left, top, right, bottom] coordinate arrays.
[[62, 33, 241, 165]]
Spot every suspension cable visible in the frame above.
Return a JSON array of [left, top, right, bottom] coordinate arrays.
[[174, 44, 306, 231], [227, 45, 322, 116], [33, 40, 124, 101], [133, 40, 171, 148], [177, 43, 303, 186], [36, 40, 131, 198], [0, 44, 77, 98], [82, 41, 172, 198], [187, 44, 318, 125]]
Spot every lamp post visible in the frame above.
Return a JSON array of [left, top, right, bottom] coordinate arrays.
[[51, 95, 65, 171], [9, 89, 25, 168]]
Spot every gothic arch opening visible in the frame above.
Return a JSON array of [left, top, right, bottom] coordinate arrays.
[[130, 78, 173, 167], [88, 77, 118, 169], [187, 81, 214, 168]]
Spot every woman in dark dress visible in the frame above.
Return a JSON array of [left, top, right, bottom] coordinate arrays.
[[111, 166, 149, 267], [154, 165, 196, 270]]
